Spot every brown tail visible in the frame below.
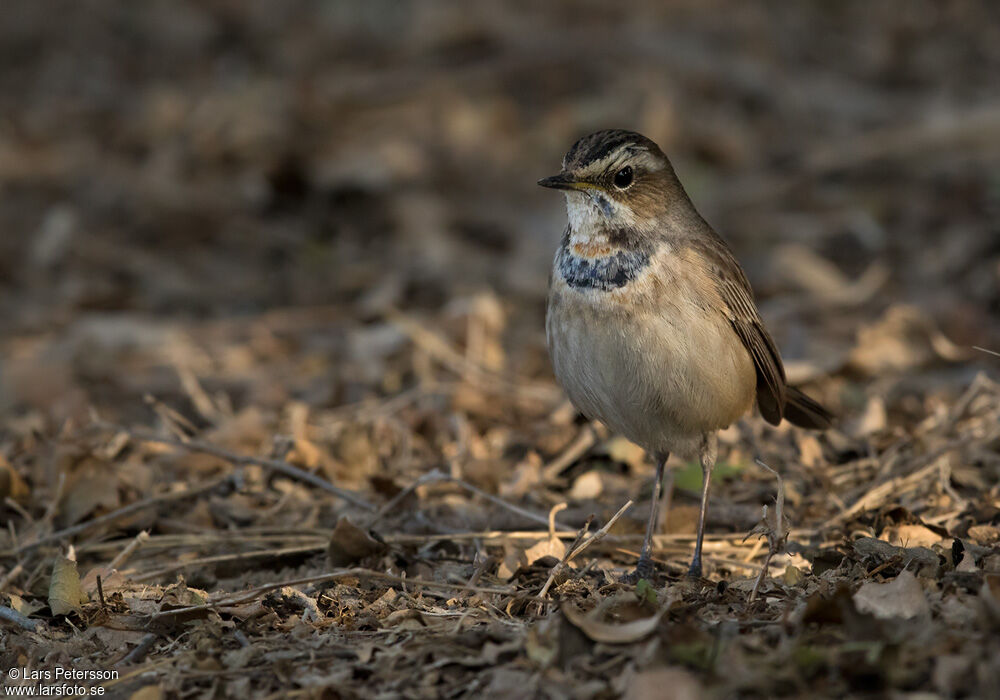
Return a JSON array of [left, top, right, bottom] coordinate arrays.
[[783, 386, 833, 430]]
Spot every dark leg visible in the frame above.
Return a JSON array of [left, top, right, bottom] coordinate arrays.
[[623, 452, 669, 582], [688, 434, 717, 578]]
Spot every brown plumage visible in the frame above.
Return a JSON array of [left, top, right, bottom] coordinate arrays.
[[540, 129, 832, 581]]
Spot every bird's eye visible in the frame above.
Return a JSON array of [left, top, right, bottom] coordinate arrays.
[[613, 166, 633, 189]]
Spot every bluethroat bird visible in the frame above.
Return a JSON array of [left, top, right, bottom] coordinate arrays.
[[540, 130, 832, 580]]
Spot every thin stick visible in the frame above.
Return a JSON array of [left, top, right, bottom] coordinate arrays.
[[365, 471, 445, 529], [0, 564, 24, 592], [4, 475, 231, 557], [96, 575, 107, 610], [566, 500, 634, 562], [385, 309, 561, 404], [538, 515, 593, 600], [538, 500, 633, 599], [121, 633, 158, 665], [107, 531, 150, 571], [380, 527, 817, 546], [0, 605, 39, 631], [40, 472, 67, 529], [131, 545, 325, 582], [542, 425, 597, 481], [446, 474, 573, 530], [748, 459, 786, 606], [96, 423, 374, 511], [150, 568, 523, 619]]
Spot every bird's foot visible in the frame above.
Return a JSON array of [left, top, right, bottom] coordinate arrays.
[[619, 555, 658, 585], [686, 557, 703, 579]]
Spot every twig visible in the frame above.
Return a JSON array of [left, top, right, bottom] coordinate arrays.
[[0, 604, 39, 631], [385, 309, 561, 404], [748, 459, 786, 606], [566, 500, 633, 562], [820, 438, 980, 530], [445, 473, 573, 530], [121, 633, 159, 665], [548, 503, 567, 539], [40, 471, 67, 529], [380, 527, 818, 546], [542, 425, 597, 481], [131, 544, 325, 582], [96, 575, 107, 610], [0, 564, 24, 592], [538, 500, 633, 599], [107, 531, 150, 571], [458, 554, 497, 601], [4, 475, 231, 557], [365, 471, 445, 529], [95, 422, 374, 511], [538, 515, 592, 601], [150, 568, 524, 619]]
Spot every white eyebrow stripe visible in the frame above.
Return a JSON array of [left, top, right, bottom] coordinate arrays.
[[577, 146, 636, 178]]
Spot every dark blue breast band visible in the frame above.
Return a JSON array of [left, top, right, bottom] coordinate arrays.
[[556, 246, 651, 290]]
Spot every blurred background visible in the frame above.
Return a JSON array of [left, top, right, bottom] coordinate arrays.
[[2, 0, 999, 429]]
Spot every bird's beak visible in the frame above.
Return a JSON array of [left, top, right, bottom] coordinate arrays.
[[537, 172, 590, 191]]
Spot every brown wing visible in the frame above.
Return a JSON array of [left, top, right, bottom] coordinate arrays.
[[687, 233, 787, 425]]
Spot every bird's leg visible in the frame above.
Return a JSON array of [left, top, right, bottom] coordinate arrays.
[[688, 433, 717, 578], [622, 452, 669, 583]]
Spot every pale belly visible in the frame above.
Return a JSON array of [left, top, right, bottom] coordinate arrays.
[[546, 278, 755, 460]]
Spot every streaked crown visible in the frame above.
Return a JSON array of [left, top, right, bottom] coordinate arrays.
[[561, 129, 661, 171]]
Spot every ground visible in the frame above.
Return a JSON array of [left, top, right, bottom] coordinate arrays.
[[2, 1, 1000, 698]]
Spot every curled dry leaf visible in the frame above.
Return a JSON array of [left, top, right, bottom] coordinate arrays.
[[561, 592, 675, 644]]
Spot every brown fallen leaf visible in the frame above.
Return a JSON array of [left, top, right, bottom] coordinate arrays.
[[879, 523, 944, 549], [524, 535, 565, 565], [128, 686, 164, 700], [49, 555, 88, 615], [853, 570, 930, 620], [0, 455, 30, 503], [561, 592, 674, 644], [327, 516, 386, 567], [625, 667, 704, 700]]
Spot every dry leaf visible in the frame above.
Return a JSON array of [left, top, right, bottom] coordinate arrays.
[[8, 593, 44, 617], [853, 570, 930, 620], [625, 667, 704, 700], [128, 686, 164, 700], [0, 455, 30, 503], [957, 551, 979, 573], [81, 567, 127, 594], [879, 523, 944, 549], [561, 593, 673, 644], [327, 516, 385, 567], [569, 471, 604, 500], [61, 458, 121, 525], [49, 555, 87, 615], [524, 536, 565, 565]]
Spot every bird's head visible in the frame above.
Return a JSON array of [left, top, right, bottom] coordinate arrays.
[[538, 129, 683, 236]]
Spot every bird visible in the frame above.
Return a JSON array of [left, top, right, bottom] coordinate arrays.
[[539, 129, 832, 580]]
